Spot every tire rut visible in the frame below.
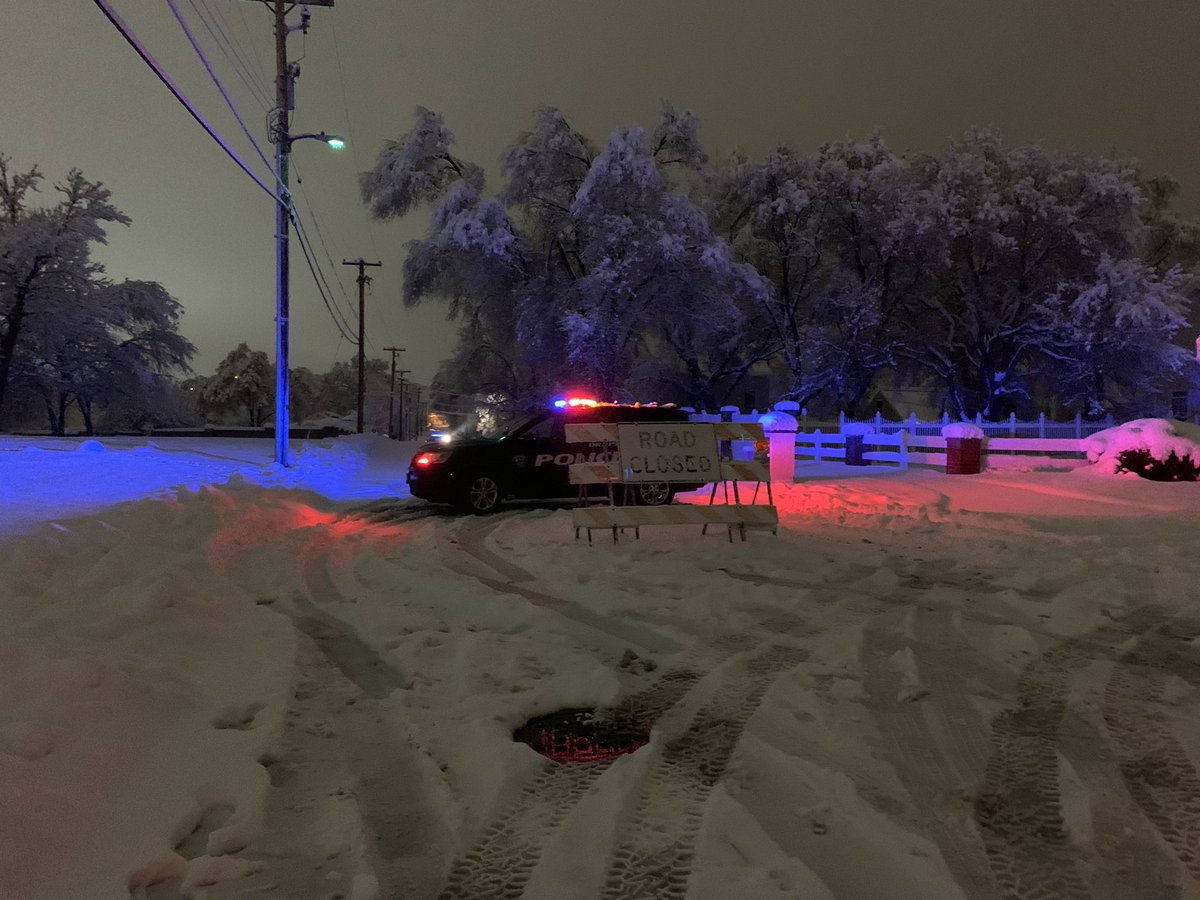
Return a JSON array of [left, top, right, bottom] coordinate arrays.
[[439, 515, 686, 656], [1104, 620, 1200, 890], [974, 606, 1167, 900], [600, 645, 808, 900], [862, 607, 1002, 900], [436, 667, 704, 899]]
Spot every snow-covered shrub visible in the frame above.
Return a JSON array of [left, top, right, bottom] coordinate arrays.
[[1083, 418, 1200, 480]]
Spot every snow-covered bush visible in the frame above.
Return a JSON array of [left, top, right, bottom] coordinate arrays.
[[1083, 418, 1200, 480]]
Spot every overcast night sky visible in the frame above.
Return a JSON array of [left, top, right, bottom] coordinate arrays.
[[3, 0, 1199, 385]]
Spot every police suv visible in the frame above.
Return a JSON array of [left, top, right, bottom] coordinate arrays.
[[406, 399, 708, 513]]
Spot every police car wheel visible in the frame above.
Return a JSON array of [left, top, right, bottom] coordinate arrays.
[[460, 474, 501, 514], [635, 482, 673, 506]]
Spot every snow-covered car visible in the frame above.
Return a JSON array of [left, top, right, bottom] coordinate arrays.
[[406, 399, 707, 513]]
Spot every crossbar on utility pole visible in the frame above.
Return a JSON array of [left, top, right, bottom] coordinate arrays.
[[384, 347, 406, 438], [343, 258, 381, 433]]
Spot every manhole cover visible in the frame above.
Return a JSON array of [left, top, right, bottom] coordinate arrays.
[[514, 708, 650, 763]]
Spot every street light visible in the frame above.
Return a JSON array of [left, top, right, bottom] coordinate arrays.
[[273, 128, 345, 467], [292, 131, 345, 150]]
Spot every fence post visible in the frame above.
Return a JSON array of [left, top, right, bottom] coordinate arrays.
[[898, 429, 908, 470], [838, 410, 846, 430], [762, 410, 798, 485], [1039, 412, 1045, 439], [1075, 411, 1082, 439], [814, 429, 823, 463], [1009, 412, 1016, 437], [975, 412, 982, 427], [908, 412, 918, 431], [942, 411, 950, 425], [874, 411, 883, 428]]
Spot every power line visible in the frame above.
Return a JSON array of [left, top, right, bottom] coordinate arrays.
[[293, 220, 357, 343], [289, 156, 357, 326], [329, 18, 389, 265], [188, 0, 273, 110], [91, 0, 284, 206], [165, 0, 277, 178], [293, 214, 357, 339], [232, 0, 275, 91]]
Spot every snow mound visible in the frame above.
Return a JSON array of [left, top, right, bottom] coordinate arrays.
[[941, 423, 984, 439], [77, 439, 105, 453], [841, 422, 875, 436], [1082, 418, 1200, 476]]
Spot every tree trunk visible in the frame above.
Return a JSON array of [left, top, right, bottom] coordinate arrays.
[[57, 392, 70, 435], [81, 398, 94, 435], [0, 294, 28, 419], [39, 390, 59, 435]]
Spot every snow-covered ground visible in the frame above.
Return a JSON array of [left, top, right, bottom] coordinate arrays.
[[2, 433, 1199, 900]]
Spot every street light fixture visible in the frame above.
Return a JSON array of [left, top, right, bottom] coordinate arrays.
[[292, 131, 345, 150]]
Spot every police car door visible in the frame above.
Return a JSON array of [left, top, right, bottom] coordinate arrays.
[[511, 413, 568, 499]]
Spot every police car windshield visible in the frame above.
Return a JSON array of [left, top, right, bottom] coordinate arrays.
[[503, 413, 552, 440]]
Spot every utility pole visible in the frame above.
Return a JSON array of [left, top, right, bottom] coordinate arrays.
[[247, 0, 335, 466], [384, 347, 406, 438], [397, 370, 411, 440], [414, 385, 423, 440], [343, 258, 381, 433]]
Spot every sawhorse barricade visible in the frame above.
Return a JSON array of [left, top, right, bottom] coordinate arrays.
[[572, 503, 779, 543], [566, 420, 777, 543]]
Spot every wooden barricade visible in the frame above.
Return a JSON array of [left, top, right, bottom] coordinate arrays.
[[569, 420, 777, 543]]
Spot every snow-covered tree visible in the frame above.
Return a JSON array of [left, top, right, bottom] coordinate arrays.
[[903, 130, 1150, 418], [0, 156, 129, 421], [805, 136, 945, 414], [364, 103, 765, 404], [1042, 257, 1191, 417], [22, 279, 193, 434], [359, 107, 483, 221], [200, 343, 273, 426], [711, 147, 831, 404]]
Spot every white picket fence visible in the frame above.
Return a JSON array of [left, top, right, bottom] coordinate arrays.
[[684, 406, 1097, 473], [831, 410, 1112, 439], [789, 430, 1088, 470]]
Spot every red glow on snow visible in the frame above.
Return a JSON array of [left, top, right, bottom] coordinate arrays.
[[205, 492, 412, 574]]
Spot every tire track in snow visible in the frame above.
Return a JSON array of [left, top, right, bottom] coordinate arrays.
[[439, 515, 686, 656], [1103, 620, 1200, 889], [432, 516, 816, 897], [973, 606, 1166, 900], [258, 551, 453, 898], [437, 669, 704, 899], [1054, 709, 1184, 900], [600, 645, 809, 900], [862, 607, 1002, 900]]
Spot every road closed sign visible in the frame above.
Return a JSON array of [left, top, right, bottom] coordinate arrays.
[[616, 422, 720, 482]]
